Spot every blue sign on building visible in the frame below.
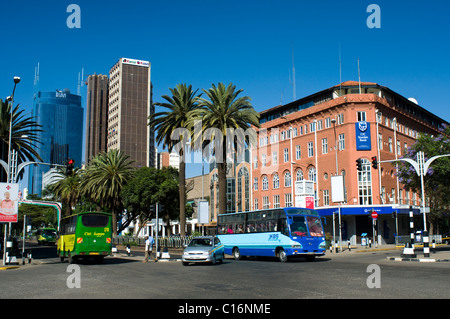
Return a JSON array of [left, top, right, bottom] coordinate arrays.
[[355, 121, 371, 151]]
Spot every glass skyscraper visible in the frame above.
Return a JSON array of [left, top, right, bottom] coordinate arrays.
[[29, 89, 83, 195]]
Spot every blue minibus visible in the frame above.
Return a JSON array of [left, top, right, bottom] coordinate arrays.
[[217, 207, 326, 262]]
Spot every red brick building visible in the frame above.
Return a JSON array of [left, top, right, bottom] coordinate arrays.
[[208, 81, 447, 244]]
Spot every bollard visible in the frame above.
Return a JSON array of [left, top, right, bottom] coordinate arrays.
[[126, 244, 131, 256], [329, 243, 333, 254], [348, 241, 351, 252], [423, 231, 430, 258], [432, 240, 436, 254]]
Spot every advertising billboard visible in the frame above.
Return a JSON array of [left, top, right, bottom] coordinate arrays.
[[0, 183, 19, 223]]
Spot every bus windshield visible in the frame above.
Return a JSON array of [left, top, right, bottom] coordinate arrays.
[[81, 214, 109, 227], [290, 215, 324, 237]]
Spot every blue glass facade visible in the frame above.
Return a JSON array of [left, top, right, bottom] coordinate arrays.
[[29, 89, 83, 195]]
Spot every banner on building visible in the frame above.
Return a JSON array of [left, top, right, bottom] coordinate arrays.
[[0, 183, 19, 223], [355, 121, 371, 151]]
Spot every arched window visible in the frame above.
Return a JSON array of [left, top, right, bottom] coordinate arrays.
[[358, 159, 372, 205], [262, 175, 269, 190], [273, 173, 280, 189], [284, 171, 291, 187], [296, 169, 303, 181], [308, 167, 316, 182]]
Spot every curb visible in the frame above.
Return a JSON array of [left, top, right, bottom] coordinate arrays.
[[387, 256, 450, 262]]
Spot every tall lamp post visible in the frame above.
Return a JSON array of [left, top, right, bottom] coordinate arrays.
[[7, 76, 21, 183]]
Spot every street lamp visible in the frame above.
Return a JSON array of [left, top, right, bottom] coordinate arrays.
[[7, 76, 21, 183]]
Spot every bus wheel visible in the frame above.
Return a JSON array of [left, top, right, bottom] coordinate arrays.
[[277, 248, 288, 263], [233, 247, 242, 260]]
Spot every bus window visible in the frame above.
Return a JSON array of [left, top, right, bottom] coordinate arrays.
[[82, 214, 110, 227], [277, 218, 289, 236], [307, 216, 324, 237], [290, 216, 307, 237]]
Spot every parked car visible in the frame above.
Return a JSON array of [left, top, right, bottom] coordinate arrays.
[[182, 236, 225, 266]]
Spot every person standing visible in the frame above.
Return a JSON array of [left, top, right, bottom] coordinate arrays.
[[143, 235, 155, 263]]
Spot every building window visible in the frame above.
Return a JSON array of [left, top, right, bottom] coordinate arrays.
[[308, 142, 314, 157], [284, 171, 292, 187], [273, 173, 280, 189], [357, 111, 366, 122], [322, 138, 328, 154], [262, 153, 267, 167], [237, 167, 249, 212], [263, 196, 270, 209], [295, 145, 301, 160], [357, 158, 372, 205], [378, 133, 383, 150], [296, 169, 303, 181], [285, 193, 293, 207], [389, 137, 393, 152], [323, 190, 330, 206], [308, 167, 317, 182], [254, 198, 258, 210], [272, 151, 278, 165], [310, 122, 316, 133], [284, 148, 289, 162], [338, 133, 345, 151], [273, 195, 280, 208], [262, 175, 269, 190], [253, 155, 258, 169], [325, 117, 331, 128], [253, 177, 258, 191], [317, 119, 323, 131], [337, 113, 344, 125]]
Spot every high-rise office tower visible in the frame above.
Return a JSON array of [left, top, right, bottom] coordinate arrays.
[[85, 73, 109, 163], [108, 58, 155, 167], [29, 88, 83, 195]]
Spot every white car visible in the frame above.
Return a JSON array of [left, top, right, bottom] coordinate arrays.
[[182, 236, 225, 266]]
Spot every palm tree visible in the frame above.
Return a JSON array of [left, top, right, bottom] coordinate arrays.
[[49, 167, 82, 216], [81, 149, 135, 236], [148, 83, 202, 236], [197, 82, 260, 215], [0, 99, 43, 181]]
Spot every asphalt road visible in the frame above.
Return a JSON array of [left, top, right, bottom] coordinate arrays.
[[1, 244, 449, 301]]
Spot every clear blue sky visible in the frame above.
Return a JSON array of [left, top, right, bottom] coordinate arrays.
[[1, 0, 449, 179]]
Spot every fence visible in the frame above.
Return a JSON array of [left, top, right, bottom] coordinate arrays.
[[395, 234, 442, 245], [113, 235, 194, 249]]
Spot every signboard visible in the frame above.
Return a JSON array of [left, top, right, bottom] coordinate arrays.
[[0, 183, 19, 223], [122, 58, 150, 67], [294, 180, 315, 196], [355, 121, 371, 151], [295, 195, 315, 209], [198, 200, 209, 224], [331, 175, 345, 203]]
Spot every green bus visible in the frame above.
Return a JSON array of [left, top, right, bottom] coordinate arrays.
[[36, 228, 57, 245], [57, 212, 112, 264]]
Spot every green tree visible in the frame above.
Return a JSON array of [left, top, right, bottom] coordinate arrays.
[[197, 83, 260, 215], [81, 149, 135, 236], [0, 99, 43, 181], [122, 166, 179, 236], [49, 167, 82, 216], [148, 84, 202, 236], [397, 124, 450, 234]]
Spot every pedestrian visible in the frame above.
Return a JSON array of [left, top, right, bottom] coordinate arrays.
[[143, 235, 154, 263]]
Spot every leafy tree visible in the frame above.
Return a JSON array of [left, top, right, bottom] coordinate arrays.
[[0, 99, 43, 182], [197, 83, 260, 215], [122, 166, 179, 236], [397, 124, 450, 234], [49, 167, 82, 216], [81, 149, 135, 236], [149, 84, 202, 236]]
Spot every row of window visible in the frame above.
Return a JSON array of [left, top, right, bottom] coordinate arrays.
[[253, 167, 317, 191]]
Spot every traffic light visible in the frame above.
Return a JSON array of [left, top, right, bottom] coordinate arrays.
[[371, 156, 378, 169], [356, 159, 363, 171], [66, 158, 75, 175]]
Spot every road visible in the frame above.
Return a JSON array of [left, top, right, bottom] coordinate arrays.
[[1, 243, 449, 302]]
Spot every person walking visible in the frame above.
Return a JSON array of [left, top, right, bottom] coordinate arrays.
[[144, 235, 155, 263]]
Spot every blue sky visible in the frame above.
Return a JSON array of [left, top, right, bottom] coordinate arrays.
[[1, 0, 450, 179]]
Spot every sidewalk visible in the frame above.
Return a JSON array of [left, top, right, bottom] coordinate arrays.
[[326, 243, 450, 262]]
